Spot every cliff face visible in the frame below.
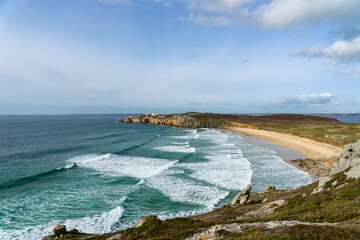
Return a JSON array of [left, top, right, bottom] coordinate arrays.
[[140, 114, 203, 128], [123, 112, 343, 129], [125, 113, 230, 128], [331, 140, 360, 179]]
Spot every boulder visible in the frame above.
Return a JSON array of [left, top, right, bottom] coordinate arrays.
[[311, 177, 331, 195], [107, 233, 122, 240], [118, 118, 124, 123], [265, 185, 276, 192], [53, 225, 67, 235], [238, 199, 286, 219], [231, 186, 252, 207], [134, 215, 161, 228], [125, 116, 134, 123], [69, 228, 79, 234], [331, 140, 360, 179], [142, 118, 150, 124]]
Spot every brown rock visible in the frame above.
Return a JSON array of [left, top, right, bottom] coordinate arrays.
[[231, 186, 252, 207], [125, 116, 134, 123], [69, 228, 79, 234], [142, 118, 150, 124], [265, 185, 276, 192], [134, 215, 161, 228], [118, 118, 123, 123], [53, 225, 67, 235]]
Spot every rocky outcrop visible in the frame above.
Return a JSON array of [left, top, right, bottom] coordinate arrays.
[[134, 215, 161, 228], [124, 116, 141, 123], [237, 199, 286, 219], [125, 116, 134, 123], [331, 140, 360, 179], [118, 118, 123, 123], [290, 157, 339, 177], [53, 225, 66, 235], [311, 177, 331, 195], [230, 186, 251, 207], [265, 185, 276, 192], [185, 221, 337, 240], [107, 233, 122, 240], [69, 228, 79, 234], [123, 113, 230, 128], [141, 118, 150, 124]]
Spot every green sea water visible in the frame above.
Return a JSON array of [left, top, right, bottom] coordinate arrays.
[[0, 115, 312, 240]]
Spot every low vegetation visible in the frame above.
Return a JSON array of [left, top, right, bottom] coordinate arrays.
[[134, 112, 360, 147], [44, 173, 360, 240], [44, 113, 360, 239]]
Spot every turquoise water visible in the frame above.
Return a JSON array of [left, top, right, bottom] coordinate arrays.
[[0, 115, 312, 240]]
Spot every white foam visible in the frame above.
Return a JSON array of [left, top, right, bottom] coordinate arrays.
[[182, 129, 253, 190], [171, 129, 199, 140], [181, 129, 197, 134], [0, 206, 125, 240], [171, 134, 199, 140], [68, 154, 178, 179], [145, 174, 229, 209], [56, 163, 76, 170], [244, 144, 312, 189], [171, 141, 190, 145], [153, 145, 196, 153], [64, 206, 124, 233]]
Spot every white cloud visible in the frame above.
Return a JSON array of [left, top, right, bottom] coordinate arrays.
[[292, 37, 360, 78], [103, 0, 360, 30], [153, 0, 360, 29], [253, 0, 360, 29], [184, 0, 254, 13], [277, 93, 335, 106], [179, 12, 233, 27], [292, 37, 360, 64]]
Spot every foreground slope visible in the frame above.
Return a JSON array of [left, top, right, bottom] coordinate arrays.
[[43, 138, 360, 240]]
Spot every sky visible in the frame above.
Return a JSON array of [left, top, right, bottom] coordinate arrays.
[[0, 0, 359, 114]]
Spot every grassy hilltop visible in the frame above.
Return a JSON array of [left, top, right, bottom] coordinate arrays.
[[131, 112, 360, 147]]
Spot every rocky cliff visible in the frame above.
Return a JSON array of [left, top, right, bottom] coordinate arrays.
[[125, 113, 230, 128], [331, 139, 360, 179]]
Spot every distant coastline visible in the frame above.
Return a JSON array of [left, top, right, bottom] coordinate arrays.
[[121, 112, 353, 177]]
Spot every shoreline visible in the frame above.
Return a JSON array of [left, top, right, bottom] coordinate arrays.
[[227, 127, 342, 159], [231, 130, 318, 180], [227, 127, 342, 177]]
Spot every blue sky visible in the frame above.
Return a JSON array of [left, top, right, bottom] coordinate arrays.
[[0, 0, 359, 114]]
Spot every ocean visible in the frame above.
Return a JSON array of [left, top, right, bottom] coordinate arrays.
[[331, 115, 360, 124], [0, 115, 313, 240]]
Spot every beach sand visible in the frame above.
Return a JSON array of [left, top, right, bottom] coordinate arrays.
[[227, 127, 343, 177], [227, 127, 342, 159]]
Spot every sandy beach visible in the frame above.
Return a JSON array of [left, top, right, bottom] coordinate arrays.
[[227, 127, 342, 159]]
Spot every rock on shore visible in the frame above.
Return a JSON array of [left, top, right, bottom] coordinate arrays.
[[230, 186, 251, 207]]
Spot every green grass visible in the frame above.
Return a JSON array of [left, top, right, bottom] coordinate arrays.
[[137, 112, 360, 146], [254, 123, 360, 147], [120, 217, 212, 240], [44, 175, 360, 240], [218, 225, 360, 240]]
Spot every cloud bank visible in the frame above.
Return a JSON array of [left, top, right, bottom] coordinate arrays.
[[276, 92, 335, 106], [292, 37, 360, 78], [149, 0, 360, 28]]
